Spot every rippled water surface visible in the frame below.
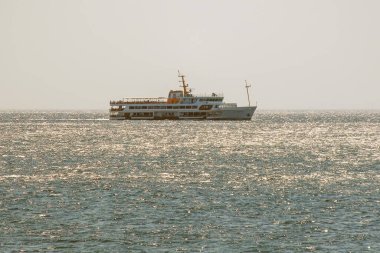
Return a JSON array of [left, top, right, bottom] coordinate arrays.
[[1, 111, 379, 252]]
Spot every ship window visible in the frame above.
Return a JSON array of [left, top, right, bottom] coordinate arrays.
[[160, 106, 166, 109], [180, 106, 185, 109], [167, 106, 172, 109], [186, 106, 191, 109], [148, 106, 153, 109], [130, 106, 135, 109], [192, 106, 197, 109], [199, 105, 212, 110], [142, 106, 147, 109]]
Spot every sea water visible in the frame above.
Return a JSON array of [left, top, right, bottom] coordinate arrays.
[[0, 111, 379, 252]]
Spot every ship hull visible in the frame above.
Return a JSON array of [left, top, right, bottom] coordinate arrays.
[[110, 106, 257, 121], [209, 106, 256, 120]]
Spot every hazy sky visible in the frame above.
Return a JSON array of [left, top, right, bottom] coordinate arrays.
[[1, 0, 379, 110]]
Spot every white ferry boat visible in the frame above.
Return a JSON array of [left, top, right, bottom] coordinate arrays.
[[109, 72, 257, 120]]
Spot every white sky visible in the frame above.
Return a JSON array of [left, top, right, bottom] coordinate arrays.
[[0, 0, 379, 110]]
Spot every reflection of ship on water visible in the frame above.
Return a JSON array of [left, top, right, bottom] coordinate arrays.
[[109, 72, 257, 120]]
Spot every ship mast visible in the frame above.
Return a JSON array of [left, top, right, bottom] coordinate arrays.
[[178, 70, 190, 97], [245, 80, 251, 107]]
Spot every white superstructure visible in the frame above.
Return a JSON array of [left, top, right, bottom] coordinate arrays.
[[109, 72, 257, 120]]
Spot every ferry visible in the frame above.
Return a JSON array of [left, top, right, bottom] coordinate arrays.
[[109, 72, 257, 120]]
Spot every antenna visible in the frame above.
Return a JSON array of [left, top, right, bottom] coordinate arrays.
[[178, 70, 190, 96], [245, 80, 251, 107]]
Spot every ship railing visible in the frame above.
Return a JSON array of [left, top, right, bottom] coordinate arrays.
[[219, 103, 237, 108], [110, 97, 167, 105], [193, 93, 224, 98]]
